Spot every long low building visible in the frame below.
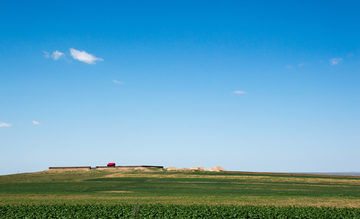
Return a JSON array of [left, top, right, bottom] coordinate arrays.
[[96, 165, 164, 168], [49, 165, 164, 170]]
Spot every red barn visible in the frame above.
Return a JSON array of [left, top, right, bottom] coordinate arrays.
[[107, 163, 115, 167]]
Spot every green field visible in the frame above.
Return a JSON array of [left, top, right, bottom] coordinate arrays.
[[1, 168, 360, 208], [2, 204, 360, 218]]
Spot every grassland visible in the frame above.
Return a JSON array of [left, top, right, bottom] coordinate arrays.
[[1, 169, 360, 207]]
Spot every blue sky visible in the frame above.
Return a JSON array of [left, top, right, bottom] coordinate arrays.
[[1, 1, 359, 175]]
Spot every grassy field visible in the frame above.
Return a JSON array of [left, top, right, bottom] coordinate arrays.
[[1, 168, 360, 207]]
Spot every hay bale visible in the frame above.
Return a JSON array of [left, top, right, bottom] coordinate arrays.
[[213, 166, 226, 171]]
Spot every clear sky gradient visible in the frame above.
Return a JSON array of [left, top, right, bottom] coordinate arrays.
[[1, 1, 359, 175]]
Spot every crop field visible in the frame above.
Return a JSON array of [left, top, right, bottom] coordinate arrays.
[[1, 204, 360, 218], [1, 169, 360, 217]]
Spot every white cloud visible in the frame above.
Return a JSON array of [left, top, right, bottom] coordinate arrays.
[[298, 63, 306, 67], [331, 58, 342, 65], [32, 121, 42, 125], [70, 48, 103, 64], [286, 65, 292, 69], [51, 51, 65, 60], [113, 79, 123, 84], [233, 90, 246, 94], [43, 51, 50, 58], [0, 122, 12, 127]]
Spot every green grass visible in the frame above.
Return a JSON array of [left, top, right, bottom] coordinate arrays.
[[2, 204, 360, 218], [1, 169, 360, 207]]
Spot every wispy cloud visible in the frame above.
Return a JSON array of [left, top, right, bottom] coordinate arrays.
[[286, 65, 292, 69], [330, 58, 342, 65], [113, 79, 123, 84], [51, 51, 65, 60], [233, 90, 247, 94], [43, 50, 65, 60], [70, 48, 103, 64], [32, 121, 42, 125], [298, 63, 306, 67], [43, 51, 50, 58], [0, 122, 12, 127]]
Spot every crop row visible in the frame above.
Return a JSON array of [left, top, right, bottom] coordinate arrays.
[[1, 204, 360, 218]]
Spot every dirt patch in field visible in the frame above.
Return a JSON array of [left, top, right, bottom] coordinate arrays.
[[264, 176, 360, 185]]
